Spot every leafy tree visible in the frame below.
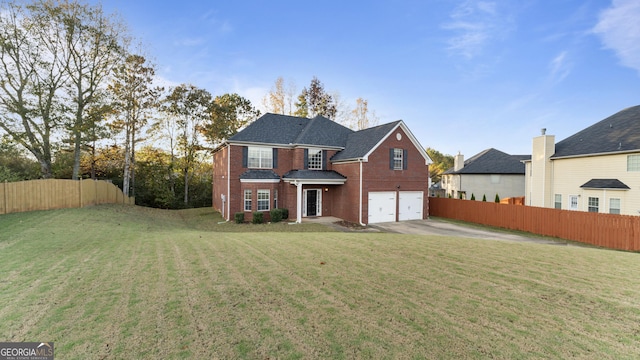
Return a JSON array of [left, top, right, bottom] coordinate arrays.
[[109, 54, 161, 196], [0, 0, 128, 180], [0, 136, 40, 181], [426, 148, 454, 184], [294, 76, 337, 119], [37, 0, 128, 180], [201, 93, 260, 148], [0, 1, 68, 178], [162, 84, 211, 206]]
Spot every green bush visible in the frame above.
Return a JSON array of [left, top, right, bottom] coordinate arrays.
[[281, 208, 289, 219], [252, 211, 264, 224], [234, 212, 244, 224], [482, 194, 487, 202], [270, 208, 283, 223], [470, 193, 475, 201], [495, 194, 500, 203]]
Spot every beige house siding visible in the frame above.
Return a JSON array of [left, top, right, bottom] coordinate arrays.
[[443, 173, 524, 200], [550, 154, 640, 214]]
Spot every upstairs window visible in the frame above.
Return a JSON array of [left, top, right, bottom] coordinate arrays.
[[392, 148, 405, 170], [627, 155, 640, 171], [247, 147, 273, 169], [308, 149, 323, 170]]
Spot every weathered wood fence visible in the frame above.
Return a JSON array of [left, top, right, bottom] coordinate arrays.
[[0, 179, 134, 215], [429, 197, 640, 251]]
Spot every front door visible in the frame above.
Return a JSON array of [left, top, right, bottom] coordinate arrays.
[[304, 189, 321, 217]]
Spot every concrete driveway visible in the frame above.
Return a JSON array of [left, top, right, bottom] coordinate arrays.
[[371, 218, 570, 246]]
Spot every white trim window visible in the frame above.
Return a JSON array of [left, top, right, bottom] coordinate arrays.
[[393, 148, 403, 170], [627, 155, 640, 171], [257, 190, 270, 211], [588, 197, 599, 213], [248, 147, 273, 169], [244, 190, 252, 211], [609, 198, 621, 214], [308, 149, 322, 170], [554, 194, 562, 209]]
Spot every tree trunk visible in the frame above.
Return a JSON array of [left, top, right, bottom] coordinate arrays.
[[122, 125, 131, 197], [183, 169, 189, 206]]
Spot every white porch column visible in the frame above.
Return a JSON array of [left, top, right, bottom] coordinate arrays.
[[296, 182, 303, 223]]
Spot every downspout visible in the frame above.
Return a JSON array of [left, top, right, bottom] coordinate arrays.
[[359, 159, 365, 226], [227, 144, 231, 221], [542, 136, 546, 207]]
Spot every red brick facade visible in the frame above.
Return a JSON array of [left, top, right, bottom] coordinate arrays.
[[213, 125, 429, 224]]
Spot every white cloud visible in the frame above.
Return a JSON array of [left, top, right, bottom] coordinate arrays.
[[548, 51, 572, 84], [593, 0, 640, 74], [442, 0, 512, 59]]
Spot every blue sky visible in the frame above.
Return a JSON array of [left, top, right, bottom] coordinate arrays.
[[97, 0, 640, 158]]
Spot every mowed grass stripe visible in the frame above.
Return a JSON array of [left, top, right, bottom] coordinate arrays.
[[1, 205, 640, 359]]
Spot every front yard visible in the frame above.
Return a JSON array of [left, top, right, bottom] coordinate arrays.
[[1, 205, 639, 359]]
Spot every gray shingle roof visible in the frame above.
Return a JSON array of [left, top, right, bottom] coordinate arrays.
[[239, 169, 280, 180], [282, 170, 347, 180], [580, 179, 630, 189], [443, 148, 527, 175], [553, 105, 640, 158], [294, 116, 353, 147], [229, 113, 310, 145], [331, 121, 402, 161], [228, 113, 353, 147]]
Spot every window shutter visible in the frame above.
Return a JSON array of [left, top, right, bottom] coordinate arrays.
[[389, 148, 395, 170], [304, 149, 308, 169], [242, 147, 248, 168], [322, 150, 327, 170], [272, 148, 278, 169], [403, 149, 408, 170]]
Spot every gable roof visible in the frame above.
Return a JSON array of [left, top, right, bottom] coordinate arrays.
[[443, 148, 528, 175], [228, 113, 353, 148], [330, 121, 402, 161], [553, 105, 640, 158]]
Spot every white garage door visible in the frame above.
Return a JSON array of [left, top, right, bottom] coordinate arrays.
[[368, 192, 396, 223], [399, 191, 423, 221]]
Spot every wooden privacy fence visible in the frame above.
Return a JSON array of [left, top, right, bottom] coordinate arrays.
[[429, 197, 640, 251], [0, 179, 134, 215]]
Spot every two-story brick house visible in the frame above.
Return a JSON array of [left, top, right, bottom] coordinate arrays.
[[212, 113, 431, 224]]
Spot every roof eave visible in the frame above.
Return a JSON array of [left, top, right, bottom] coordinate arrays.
[[551, 149, 640, 160]]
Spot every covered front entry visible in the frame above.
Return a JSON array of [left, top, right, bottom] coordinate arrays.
[[282, 170, 347, 223], [304, 189, 322, 217]]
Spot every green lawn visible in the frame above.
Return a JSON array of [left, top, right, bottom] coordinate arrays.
[[1, 205, 639, 359]]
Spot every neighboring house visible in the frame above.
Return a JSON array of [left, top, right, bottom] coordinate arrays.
[[524, 105, 640, 215], [212, 113, 431, 224], [441, 148, 529, 200]]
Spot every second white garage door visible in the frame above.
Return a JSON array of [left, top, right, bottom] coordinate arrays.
[[399, 191, 423, 221], [368, 191, 396, 223]]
